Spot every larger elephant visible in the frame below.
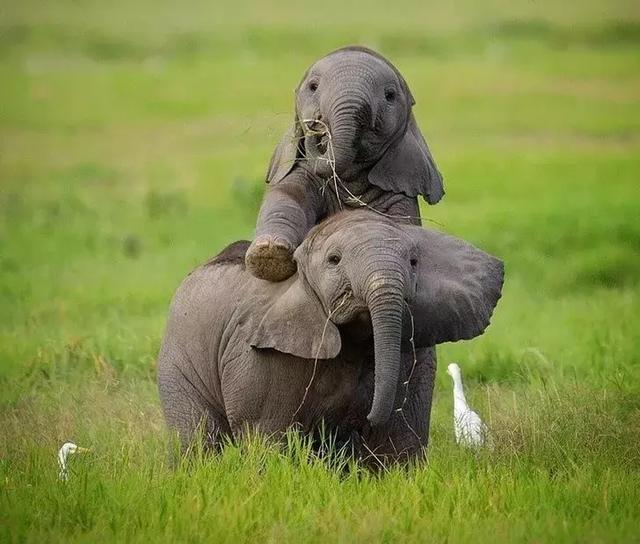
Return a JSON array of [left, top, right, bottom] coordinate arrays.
[[245, 46, 444, 282], [159, 211, 503, 464]]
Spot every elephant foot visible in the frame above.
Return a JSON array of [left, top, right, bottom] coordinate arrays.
[[245, 235, 296, 282]]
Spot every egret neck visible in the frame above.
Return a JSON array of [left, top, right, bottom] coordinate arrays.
[[450, 368, 468, 412]]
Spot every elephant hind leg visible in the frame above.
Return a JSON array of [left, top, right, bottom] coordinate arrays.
[[158, 350, 231, 456]]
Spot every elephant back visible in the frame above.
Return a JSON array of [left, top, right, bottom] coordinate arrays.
[[204, 240, 251, 269]]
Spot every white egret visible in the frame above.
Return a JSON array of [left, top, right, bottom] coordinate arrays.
[[446, 363, 490, 448], [57, 442, 90, 481]]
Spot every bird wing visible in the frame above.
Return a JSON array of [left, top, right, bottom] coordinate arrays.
[[457, 409, 488, 447]]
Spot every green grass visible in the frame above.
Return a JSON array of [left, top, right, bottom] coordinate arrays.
[[1, 0, 640, 541]]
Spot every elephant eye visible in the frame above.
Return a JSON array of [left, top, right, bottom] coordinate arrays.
[[327, 253, 341, 266], [308, 80, 319, 92], [410, 257, 418, 268], [384, 88, 396, 102]]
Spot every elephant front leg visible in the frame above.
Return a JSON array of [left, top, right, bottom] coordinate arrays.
[[363, 347, 437, 465], [380, 192, 422, 226], [246, 174, 326, 282], [157, 349, 232, 457]]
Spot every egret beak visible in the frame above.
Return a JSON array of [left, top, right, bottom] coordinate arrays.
[[76, 447, 90, 453]]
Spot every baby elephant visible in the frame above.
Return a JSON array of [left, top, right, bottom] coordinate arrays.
[[246, 46, 444, 282], [158, 211, 503, 465]]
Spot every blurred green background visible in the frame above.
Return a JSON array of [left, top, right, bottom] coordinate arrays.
[[1, 1, 639, 542]]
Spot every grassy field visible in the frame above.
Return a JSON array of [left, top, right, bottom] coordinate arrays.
[[1, 0, 640, 541]]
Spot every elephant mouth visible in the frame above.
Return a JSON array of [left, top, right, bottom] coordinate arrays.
[[318, 133, 329, 155], [302, 117, 333, 168], [330, 290, 367, 324], [306, 132, 330, 159]]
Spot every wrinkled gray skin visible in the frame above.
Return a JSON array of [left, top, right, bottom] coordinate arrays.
[[245, 46, 444, 282], [159, 211, 503, 465]]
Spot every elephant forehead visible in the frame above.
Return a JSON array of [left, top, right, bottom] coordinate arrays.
[[314, 51, 394, 79], [305, 216, 407, 252]]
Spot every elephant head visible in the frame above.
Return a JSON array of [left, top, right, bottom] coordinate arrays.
[[267, 46, 444, 204], [251, 211, 503, 427]]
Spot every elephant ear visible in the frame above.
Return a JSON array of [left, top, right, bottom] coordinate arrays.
[[368, 113, 444, 205], [408, 226, 504, 346], [266, 115, 305, 184], [250, 276, 341, 360]]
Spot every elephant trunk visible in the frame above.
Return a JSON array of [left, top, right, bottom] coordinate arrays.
[[322, 92, 370, 175], [365, 270, 405, 427]]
